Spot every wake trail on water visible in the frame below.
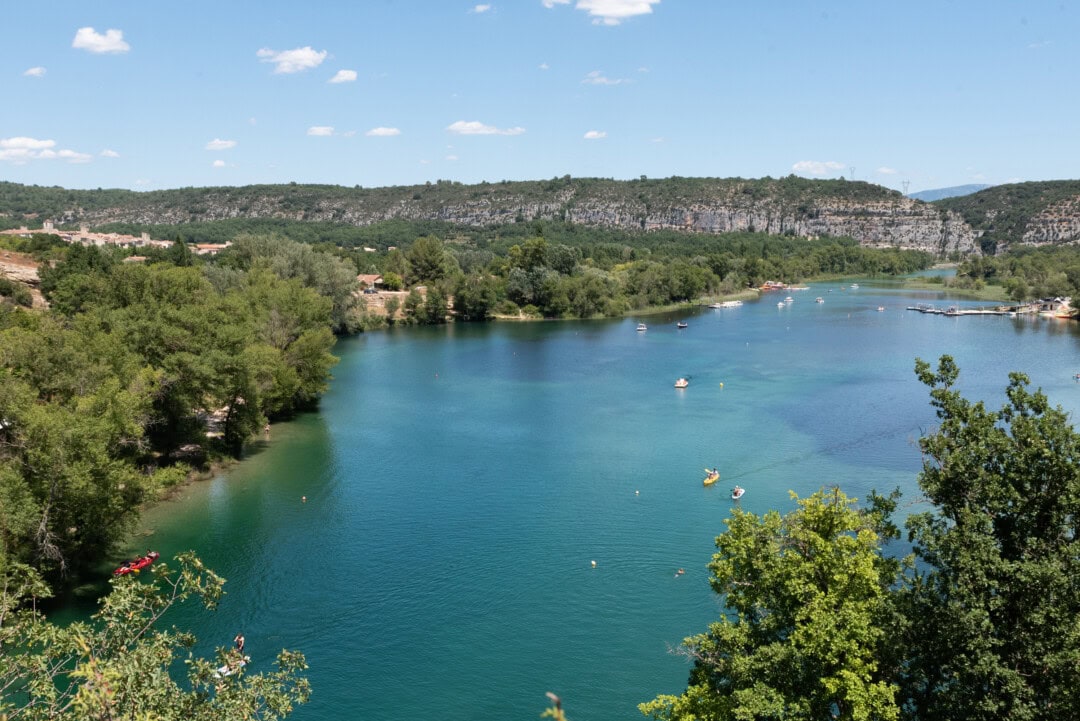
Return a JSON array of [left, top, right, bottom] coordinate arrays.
[[722, 419, 927, 484]]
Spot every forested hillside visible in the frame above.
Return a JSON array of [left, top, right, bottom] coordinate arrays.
[[935, 180, 1080, 253], [0, 176, 977, 255]]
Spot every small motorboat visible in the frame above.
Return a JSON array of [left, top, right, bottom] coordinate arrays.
[[113, 551, 160, 577], [777, 301, 785, 308], [815, 297, 824, 303], [703, 468, 720, 486], [850, 283, 859, 289], [675, 378, 689, 389], [877, 306, 885, 312], [731, 486, 745, 500], [676, 321, 688, 328], [784, 296, 794, 303], [636, 323, 647, 332]]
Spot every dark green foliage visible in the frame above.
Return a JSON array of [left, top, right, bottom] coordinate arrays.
[[957, 244, 1080, 299], [0, 277, 32, 307], [641, 488, 900, 721], [0, 235, 339, 589], [644, 358, 1080, 721], [936, 180, 1080, 252], [897, 357, 1080, 721], [0, 554, 310, 720]]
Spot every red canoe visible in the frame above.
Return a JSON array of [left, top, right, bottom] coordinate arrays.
[[113, 551, 160, 576]]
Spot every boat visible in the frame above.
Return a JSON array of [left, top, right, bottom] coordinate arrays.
[[636, 323, 647, 332], [113, 551, 160, 577], [784, 296, 794, 303], [676, 321, 688, 328], [777, 301, 785, 307], [815, 297, 824, 303], [710, 300, 743, 308], [877, 306, 885, 312], [703, 468, 720, 486], [731, 486, 745, 500], [674, 378, 689, 389], [850, 283, 859, 289]]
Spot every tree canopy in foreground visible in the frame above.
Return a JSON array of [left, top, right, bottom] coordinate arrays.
[[642, 356, 1080, 721], [0, 553, 309, 721]]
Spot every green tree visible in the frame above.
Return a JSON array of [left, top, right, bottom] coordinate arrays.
[[452, 275, 498, 322], [406, 236, 454, 285], [0, 553, 310, 720], [641, 488, 899, 721], [897, 356, 1080, 721]]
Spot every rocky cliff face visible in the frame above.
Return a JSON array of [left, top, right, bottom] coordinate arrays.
[[69, 183, 979, 256], [1021, 196, 1080, 246]]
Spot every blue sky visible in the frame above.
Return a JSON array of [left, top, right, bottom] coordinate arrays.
[[3, 1, 1077, 193]]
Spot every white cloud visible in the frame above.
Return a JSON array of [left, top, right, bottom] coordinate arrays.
[[307, 126, 335, 136], [366, 127, 401, 137], [651, 136, 665, 143], [100, 149, 120, 158], [446, 154, 459, 161], [876, 166, 898, 175], [584, 130, 607, 139], [792, 160, 845, 176], [539, 62, 550, 70], [446, 120, 525, 136], [205, 138, 237, 151], [23, 66, 46, 77], [1, 137, 55, 151], [582, 70, 627, 85], [544, 0, 660, 25], [257, 46, 327, 74], [72, 27, 130, 54], [58, 149, 92, 163], [212, 159, 226, 168], [472, 4, 492, 12], [1028, 40, 1052, 49], [0, 137, 94, 164], [342, 130, 357, 137], [328, 69, 357, 84]]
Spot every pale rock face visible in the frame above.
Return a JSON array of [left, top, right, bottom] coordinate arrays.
[[1021, 195, 1080, 246], [70, 186, 987, 255]]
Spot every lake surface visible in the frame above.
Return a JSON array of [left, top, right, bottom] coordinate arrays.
[[125, 280, 1080, 721]]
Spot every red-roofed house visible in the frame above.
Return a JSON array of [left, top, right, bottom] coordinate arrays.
[[357, 274, 383, 289]]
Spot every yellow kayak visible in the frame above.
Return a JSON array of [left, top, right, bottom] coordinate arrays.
[[703, 471, 720, 486]]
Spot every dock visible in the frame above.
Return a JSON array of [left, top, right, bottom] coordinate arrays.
[[906, 303, 1044, 317]]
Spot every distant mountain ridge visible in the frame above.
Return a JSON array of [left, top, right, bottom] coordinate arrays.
[[3, 176, 1080, 255], [908, 184, 992, 202]]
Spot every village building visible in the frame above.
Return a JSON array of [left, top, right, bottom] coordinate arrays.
[[357, 274, 383, 289], [0, 220, 172, 250]]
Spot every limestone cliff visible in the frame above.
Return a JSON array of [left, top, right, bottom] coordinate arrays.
[[12, 177, 979, 256]]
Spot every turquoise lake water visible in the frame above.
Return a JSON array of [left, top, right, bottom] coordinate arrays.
[[120, 280, 1079, 721]]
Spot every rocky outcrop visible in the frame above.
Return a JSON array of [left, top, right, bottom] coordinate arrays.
[[1021, 195, 1080, 246], [62, 181, 979, 256]]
